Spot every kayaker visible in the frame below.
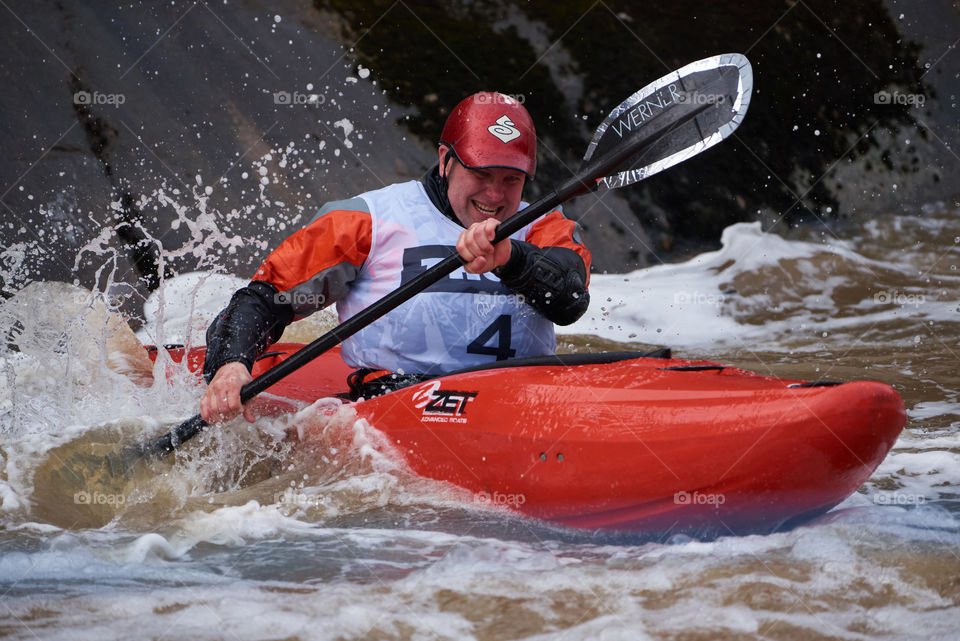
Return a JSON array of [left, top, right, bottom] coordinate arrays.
[[201, 92, 591, 422]]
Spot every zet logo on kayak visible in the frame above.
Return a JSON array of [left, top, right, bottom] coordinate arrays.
[[411, 381, 478, 424]]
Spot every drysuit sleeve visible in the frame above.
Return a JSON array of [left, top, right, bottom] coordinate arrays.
[[203, 281, 292, 382], [203, 204, 373, 383], [494, 210, 591, 326]]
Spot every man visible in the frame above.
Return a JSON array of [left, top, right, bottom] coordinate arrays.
[[201, 92, 591, 422]]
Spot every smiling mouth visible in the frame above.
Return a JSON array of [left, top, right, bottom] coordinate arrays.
[[472, 201, 500, 217]]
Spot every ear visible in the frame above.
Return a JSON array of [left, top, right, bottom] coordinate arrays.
[[437, 144, 451, 177]]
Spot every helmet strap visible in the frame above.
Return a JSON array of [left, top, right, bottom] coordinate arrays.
[[429, 151, 459, 226], [441, 146, 460, 174]]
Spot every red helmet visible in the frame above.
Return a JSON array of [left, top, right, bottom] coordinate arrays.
[[440, 92, 536, 177]]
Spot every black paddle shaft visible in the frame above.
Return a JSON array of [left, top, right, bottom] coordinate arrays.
[[131, 100, 711, 462]]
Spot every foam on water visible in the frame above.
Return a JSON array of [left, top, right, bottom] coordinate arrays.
[[136, 271, 248, 347], [1, 491, 958, 640], [909, 401, 960, 421], [135, 270, 340, 347], [564, 219, 960, 352]]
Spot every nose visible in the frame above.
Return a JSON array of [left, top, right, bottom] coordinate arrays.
[[482, 178, 505, 202]]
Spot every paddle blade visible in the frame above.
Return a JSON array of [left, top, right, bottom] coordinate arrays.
[[584, 53, 753, 190]]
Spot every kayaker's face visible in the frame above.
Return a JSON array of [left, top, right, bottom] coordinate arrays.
[[439, 146, 526, 228]]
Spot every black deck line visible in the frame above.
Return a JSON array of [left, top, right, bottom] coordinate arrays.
[[440, 348, 673, 377]]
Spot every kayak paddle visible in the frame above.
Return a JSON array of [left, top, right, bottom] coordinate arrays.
[[118, 53, 754, 471]]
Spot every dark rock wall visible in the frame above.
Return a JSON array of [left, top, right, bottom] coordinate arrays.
[[0, 0, 434, 308]]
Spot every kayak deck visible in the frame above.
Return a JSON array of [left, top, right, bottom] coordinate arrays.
[[153, 343, 906, 535]]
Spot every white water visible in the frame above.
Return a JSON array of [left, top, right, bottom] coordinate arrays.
[[572, 220, 960, 352]]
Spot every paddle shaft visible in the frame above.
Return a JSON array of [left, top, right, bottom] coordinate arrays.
[[135, 100, 710, 460]]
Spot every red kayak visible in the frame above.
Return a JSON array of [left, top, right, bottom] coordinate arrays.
[[151, 344, 905, 535]]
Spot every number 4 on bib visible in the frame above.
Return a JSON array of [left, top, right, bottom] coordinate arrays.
[[467, 314, 516, 360]]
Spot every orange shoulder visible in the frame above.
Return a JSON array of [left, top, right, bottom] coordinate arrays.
[[253, 208, 372, 292]]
